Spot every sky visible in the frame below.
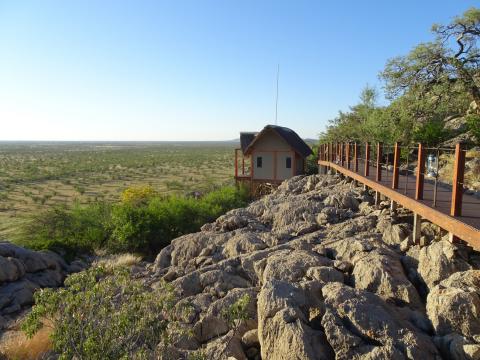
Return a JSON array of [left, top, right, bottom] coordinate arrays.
[[0, 1, 476, 141]]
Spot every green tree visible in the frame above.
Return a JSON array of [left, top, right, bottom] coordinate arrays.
[[381, 7, 480, 111]]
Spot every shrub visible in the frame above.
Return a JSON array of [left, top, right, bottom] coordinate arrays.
[[18, 202, 112, 259], [22, 266, 185, 360], [107, 185, 250, 254], [120, 185, 157, 205], [305, 147, 319, 175], [413, 118, 451, 146], [466, 114, 480, 144], [18, 185, 250, 258]]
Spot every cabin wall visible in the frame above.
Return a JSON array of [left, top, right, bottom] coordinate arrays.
[[276, 152, 295, 180], [252, 130, 290, 180], [252, 151, 273, 180]]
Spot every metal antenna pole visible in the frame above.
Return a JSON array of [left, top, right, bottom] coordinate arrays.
[[275, 64, 279, 125]]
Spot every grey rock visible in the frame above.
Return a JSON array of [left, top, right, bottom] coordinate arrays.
[[427, 270, 480, 338], [418, 240, 471, 291], [321, 282, 439, 359]]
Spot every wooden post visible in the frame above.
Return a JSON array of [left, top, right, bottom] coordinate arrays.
[[353, 142, 358, 172], [415, 143, 425, 200], [365, 142, 370, 177], [392, 142, 400, 189], [451, 143, 466, 217], [235, 149, 238, 178], [242, 156, 245, 175], [319, 144, 324, 173], [340, 143, 345, 166], [251, 153, 254, 178], [346, 142, 350, 169], [413, 213, 422, 244], [376, 142, 382, 181]]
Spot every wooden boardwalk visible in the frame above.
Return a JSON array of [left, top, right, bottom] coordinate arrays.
[[318, 144, 480, 249]]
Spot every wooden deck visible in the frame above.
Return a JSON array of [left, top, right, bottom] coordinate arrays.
[[318, 159, 480, 249]]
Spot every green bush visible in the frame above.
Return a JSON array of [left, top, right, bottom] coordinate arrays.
[[18, 185, 250, 257], [107, 185, 250, 254], [413, 118, 451, 146], [305, 147, 319, 175], [466, 114, 480, 144], [22, 266, 184, 360], [18, 202, 112, 259]]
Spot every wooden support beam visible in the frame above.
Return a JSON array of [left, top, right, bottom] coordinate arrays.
[[451, 143, 466, 217], [251, 153, 254, 178], [392, 142, 400, 189], [318, 145, 324, 173], [365, 142, 370, 177], [340, 143, 345, 166], [346, 142, 350, 169], [353, 143, 358, 172], [390, 200, 397, 211], [413, 213, 422, 245], [376, 143, 382, 182], [234, 149, 238, 178], [323, 145, 328, 174], [415, 143, 425, 200]]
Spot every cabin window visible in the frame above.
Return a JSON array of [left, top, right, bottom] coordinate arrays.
[[286, 157, 292, 169], [256, 156, 262, 168]]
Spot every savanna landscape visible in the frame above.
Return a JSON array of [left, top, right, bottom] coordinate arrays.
[[0, 142, 236, 241]]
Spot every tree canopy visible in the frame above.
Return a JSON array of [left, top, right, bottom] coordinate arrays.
[[321, 7, 480, 146]]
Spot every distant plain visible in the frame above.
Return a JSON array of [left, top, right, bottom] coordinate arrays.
[[0, 142, 236, 240]]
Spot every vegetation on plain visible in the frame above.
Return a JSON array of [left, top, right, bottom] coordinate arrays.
[[18, 184, 250, 258]]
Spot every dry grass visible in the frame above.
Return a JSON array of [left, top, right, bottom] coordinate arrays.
[[94, 253, 142, 269], [0, 325, 52, 360]]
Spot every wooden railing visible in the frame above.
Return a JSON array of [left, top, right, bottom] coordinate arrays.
[[318, 141, 480, 248]]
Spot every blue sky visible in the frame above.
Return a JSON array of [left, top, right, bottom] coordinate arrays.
[[0, 1, 475, 141]]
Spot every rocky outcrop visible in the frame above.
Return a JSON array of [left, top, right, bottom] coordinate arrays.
[[0, 242, 77, 322], [149, 174, 480, 359]]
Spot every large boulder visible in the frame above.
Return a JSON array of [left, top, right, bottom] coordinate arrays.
[[417, 240, 471, 291], [382, 223, 411, 246], [427, 270, 480, 338], [261, 250, 332, 284], [169, 232, 233, 268], [257, 280, 333, 360], [352, 249, 423, 310], [321, 282, 439, 359], [222, 232, 267, 258], [323, 192, 360, 211]]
